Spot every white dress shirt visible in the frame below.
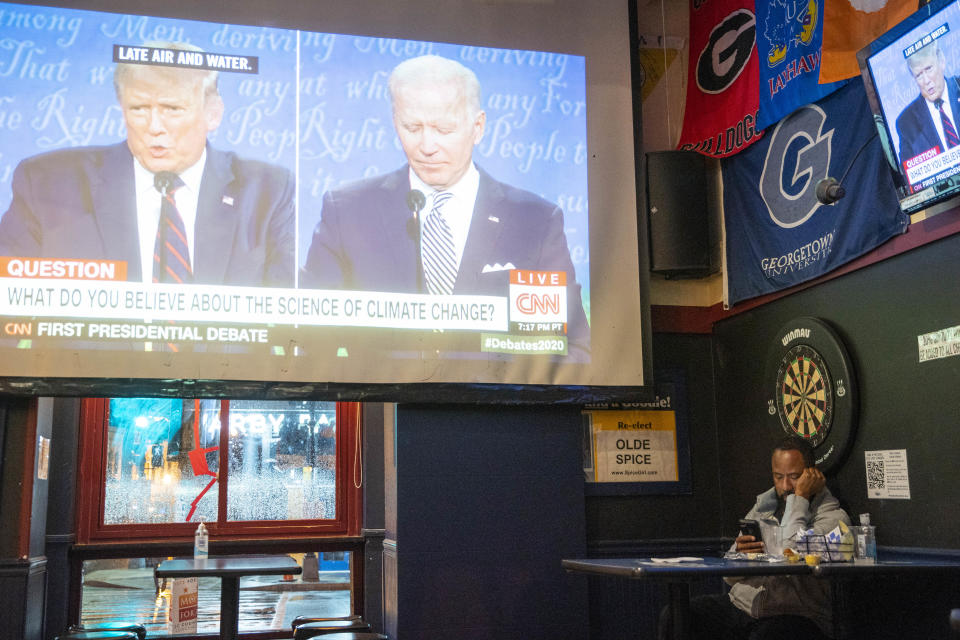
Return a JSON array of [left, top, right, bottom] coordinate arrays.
[[133, 151, 206, 283], [408, 163, 480, 275]]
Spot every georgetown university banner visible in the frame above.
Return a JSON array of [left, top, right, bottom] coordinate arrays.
[[723, 81, 909, 305]]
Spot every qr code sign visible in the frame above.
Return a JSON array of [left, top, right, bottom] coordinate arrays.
[[865, 450, 909, 499], [867, 459, 885, 490]]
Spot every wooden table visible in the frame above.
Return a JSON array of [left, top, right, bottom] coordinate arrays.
[[156, 555, 301, 640]]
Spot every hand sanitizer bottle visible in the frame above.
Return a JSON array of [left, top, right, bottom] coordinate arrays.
[[194, 522, 209, 559], [855, 513, 876, 564]]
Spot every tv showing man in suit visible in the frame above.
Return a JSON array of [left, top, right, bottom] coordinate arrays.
[[0, 42, 295, 287], [895, 40, 960, 165], [300, 55, 589, 352]]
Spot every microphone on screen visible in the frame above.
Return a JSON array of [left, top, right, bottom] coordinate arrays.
[[406, 189, 426, 229], [406, 189, 426, 291], [154, 171, 177, 195]]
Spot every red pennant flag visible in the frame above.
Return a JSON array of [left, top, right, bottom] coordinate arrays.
[[677, 0, 764, 157]]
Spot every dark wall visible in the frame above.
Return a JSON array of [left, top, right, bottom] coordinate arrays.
[[713, 231, 960, 546], [387, 404, 588, 640], [586, 332, 723, 544], [713, 232, 960, 639], [583, 332, 723, 640]]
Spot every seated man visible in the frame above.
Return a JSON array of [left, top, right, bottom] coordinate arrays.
[[660, 436, 850, 639]]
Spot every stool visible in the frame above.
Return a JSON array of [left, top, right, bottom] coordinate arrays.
[[55, 632, 138, 640], [292, 614, 362, 631], [293, 619, 372, 639], [68, 623, 146, 640]]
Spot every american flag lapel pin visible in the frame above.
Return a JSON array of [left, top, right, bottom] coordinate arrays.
[[222, 195, 234, 206]]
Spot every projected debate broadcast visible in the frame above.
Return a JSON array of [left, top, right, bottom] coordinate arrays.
[[863, 0, 960, 212], [0, 2, 594, 385]]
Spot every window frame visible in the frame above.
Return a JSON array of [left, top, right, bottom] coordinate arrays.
[[75, 398, 362, 542]]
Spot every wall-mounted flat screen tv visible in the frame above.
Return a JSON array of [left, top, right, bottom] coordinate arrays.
[[859, 0, 960, 214], [0, 0, 649, 399]]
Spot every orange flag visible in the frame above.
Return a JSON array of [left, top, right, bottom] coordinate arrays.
[[820, 0, 917, 83]]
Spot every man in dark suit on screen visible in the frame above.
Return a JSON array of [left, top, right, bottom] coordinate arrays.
[[0, 42, 294, 287], [895, 40, 960, 166], [300, 55, 589, 350]]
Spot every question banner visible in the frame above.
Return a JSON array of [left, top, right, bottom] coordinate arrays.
[[0, 278, 507, 331]]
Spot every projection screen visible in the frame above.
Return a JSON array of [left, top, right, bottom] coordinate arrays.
[[0, 0, 649, 397]]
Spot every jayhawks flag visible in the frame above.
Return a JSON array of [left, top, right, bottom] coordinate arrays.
[[723, 81, 909, 305], [756, 0, 847, 130], [678, 0, 764, 158]]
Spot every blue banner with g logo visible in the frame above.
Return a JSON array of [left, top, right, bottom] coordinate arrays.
[[723, 81, 908, 305]]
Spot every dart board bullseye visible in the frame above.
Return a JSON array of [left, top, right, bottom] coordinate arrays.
[[765, 318, 857, 473]]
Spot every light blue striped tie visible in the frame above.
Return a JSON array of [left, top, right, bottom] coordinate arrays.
[[421, 190, 456, 294]]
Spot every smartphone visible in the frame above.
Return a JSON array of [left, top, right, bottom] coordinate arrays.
[[738, 518, 762, 540]]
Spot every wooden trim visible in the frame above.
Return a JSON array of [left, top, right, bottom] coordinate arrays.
[[216, 398, 229, 529], [17, 399, 38, 559], [72, 536, 364, 558], [652, 209, 960, 333], [75, 398, 107, 543], [650, 305, 716, 334], [76, 399, 364, 542], [340, 402, 364, 537]]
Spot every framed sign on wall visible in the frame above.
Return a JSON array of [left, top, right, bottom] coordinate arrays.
[[582, 372, 691, 495]]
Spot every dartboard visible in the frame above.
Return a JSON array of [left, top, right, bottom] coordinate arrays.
[[765, 317, 857, 473], [775, 344, 832, 446]]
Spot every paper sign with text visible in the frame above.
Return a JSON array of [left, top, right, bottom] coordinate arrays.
[[168, 577, 198, 634], [588, 409, 678, 483]]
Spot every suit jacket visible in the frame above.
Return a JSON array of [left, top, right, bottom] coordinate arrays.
[[896, 77, 960, 164], [301, 166, 589, 350], [0, 142, 295, 286]]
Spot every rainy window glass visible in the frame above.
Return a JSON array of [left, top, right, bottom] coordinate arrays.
[[227, 400, 337, 521], [104, 398, 222, 525], [102, 399, 337, 524]]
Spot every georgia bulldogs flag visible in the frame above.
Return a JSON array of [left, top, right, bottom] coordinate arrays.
[[677, 0, 764, 158]]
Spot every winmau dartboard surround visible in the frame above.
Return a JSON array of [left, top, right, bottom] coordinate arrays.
[[765, 317, 857, 473]]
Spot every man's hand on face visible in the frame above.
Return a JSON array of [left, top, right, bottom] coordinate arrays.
[[735, 534, 765, 554], [793, 467, 825, 500]]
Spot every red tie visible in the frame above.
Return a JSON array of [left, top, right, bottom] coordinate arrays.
[[152, 172, 193, 284], [936, 98, 960, 149]]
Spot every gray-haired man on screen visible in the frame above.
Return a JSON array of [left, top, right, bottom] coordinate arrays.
[[0, 42, 294, 287], [300, 54, 589, 352], [896, 40, 960, 165]]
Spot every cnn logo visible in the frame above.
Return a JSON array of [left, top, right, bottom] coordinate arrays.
[[509, 270, 567, 323]]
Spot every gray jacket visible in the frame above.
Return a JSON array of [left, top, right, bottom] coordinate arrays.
[[727, 486, 851, 637]]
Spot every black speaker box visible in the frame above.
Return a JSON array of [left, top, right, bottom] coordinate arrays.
[[645, 150, 716, 279]]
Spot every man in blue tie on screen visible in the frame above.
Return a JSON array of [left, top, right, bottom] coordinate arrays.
[[300, 54, 588, 352], [895, 40, 960, 166], [0, 42, 295, 287]]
